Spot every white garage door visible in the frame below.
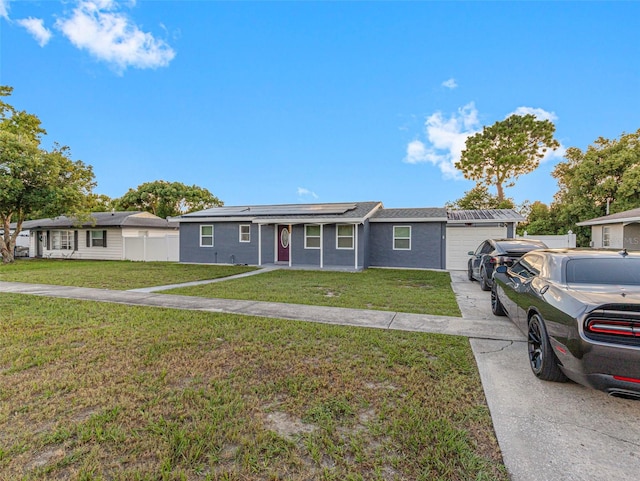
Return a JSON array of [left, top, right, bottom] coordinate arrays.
[[446, 226, 508, 271]]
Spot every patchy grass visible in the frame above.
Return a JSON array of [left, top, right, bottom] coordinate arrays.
[[0, 294, 506, 480], [168, 268, 462, 316], [0, 259, 256, 290]]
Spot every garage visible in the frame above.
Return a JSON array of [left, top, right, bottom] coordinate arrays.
[[445, 210, 524, 271]]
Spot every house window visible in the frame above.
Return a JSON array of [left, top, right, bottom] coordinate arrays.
[[603, 226, 610, 247], [336, 224, 354, 249], [239, 225, 251, 243], [51, 230, 74, 250], [305, 225, 321, 249], [90, 230, 105, 247], [393, 226, 411, 250], [200, 225, 214, 247]]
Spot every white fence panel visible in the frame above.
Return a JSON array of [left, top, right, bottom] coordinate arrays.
[[518, 231, 576, 248], [124, 235, 179, 262]]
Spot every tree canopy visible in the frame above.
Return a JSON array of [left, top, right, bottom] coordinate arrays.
[[549, 129, 640, 245], [0, 86, 95, 263], [446, 185, 515, 210], [456, 114, 560, 201], [115, 180, 223, 218]]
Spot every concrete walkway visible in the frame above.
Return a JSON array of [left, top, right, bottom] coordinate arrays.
[[1, 272, 639, 481]]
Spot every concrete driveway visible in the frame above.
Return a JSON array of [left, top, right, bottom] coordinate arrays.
[[451, 271, 640, 481]]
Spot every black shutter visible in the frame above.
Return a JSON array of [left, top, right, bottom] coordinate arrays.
[[46, 231, 50, 250], [86, 231, 90, 248], [103, 230, 107, 248], [74, 231, 78, 251]]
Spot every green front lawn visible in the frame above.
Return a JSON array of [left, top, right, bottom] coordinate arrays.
[[0, 294, 506, 480], [0, 259, 257, 290], [168, 268, 462, 317]]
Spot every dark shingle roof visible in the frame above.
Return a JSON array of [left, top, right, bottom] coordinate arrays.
[[20, 212, 177, 230], [370, 208, 447, 221], [577, 207, 640, 226]]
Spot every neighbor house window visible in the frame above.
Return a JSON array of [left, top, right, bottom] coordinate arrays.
[[336, 224, 354, 249], [90, 230, 105, 247], [305, 225, 321, 249], [200, 225, 214, 247], [51, 230, 74, 250], [239, 224, 251, 243], [393, 226, 411, 250], [603, 226, 610, 247]]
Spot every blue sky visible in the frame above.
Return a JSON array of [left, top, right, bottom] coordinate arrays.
[[1, 1, 639, 209]]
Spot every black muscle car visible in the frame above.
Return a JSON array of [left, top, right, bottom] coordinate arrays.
[[491, 248, 640, 399]]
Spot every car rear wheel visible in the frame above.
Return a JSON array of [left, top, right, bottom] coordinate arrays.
[[527, 314, 568, 382], [480, 267, 491, 291], [491, 286, 506, 316]]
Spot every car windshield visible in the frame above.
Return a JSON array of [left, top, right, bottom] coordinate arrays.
[[566, 258, 640, 285]]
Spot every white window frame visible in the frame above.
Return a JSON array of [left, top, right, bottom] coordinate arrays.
[[603, 226, 611, 247], [393, 225, 412, 250], [305, 224, 321, 249], [239, 224, 251, 243], [90, 230, 105, 247], [200, 225, 214, 247], [336, 224, 354, 250], [52, 230, 74, 250]]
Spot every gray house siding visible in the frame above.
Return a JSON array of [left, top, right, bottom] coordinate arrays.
[[180, 222, 260, 264], [288, 224, 365, 268], [368, 222, 445, 269]]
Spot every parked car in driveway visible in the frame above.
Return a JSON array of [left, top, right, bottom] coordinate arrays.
[[467, 238, 547, 291], [492, 248, 640, 399]]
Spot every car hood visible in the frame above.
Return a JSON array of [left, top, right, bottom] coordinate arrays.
[[564, 284, 640, 306]]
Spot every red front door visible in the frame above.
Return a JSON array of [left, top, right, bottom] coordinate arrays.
[[277, 225, 290, 262]]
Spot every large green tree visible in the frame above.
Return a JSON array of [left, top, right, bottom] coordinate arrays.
[[0, 86, 95, 263], [446, 185, 515, 210], [115, 180, 223, 218], [456, 114, 560, 201], [551, 129, 640, 245]]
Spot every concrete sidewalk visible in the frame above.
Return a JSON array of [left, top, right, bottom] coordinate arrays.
[[0, 280, 522, 341]]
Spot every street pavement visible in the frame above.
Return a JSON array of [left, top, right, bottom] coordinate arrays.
[[1, 270, 639, 481]]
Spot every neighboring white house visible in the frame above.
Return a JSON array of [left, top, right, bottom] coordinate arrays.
[[576, 207, 640, 250], [21, 211, 179, 261]]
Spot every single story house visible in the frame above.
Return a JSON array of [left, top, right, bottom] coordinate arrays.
[[21, 211, 179, 261], [175, 202, 525, 270], [576, 207, 640, 250]]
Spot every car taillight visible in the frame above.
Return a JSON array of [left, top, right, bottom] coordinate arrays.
[[585, 319, 640, 337], [489, 256, 507, 265], [613, 375, 640, 384]]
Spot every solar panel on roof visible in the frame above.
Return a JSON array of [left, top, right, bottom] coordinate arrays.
[[185, 203, 357, 217]]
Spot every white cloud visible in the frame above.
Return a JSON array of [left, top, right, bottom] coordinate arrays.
[[405, 103, 567, 174], [17, 17, 52, 46], [404, 102, 480, 179], [442, 78, 458, 90], [55, 0, 176, 72], [297, 187, 318, 199], [0, 0, 9, 20]]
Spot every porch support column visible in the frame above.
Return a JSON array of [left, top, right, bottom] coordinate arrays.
[[354, 223, 358, 270], [320, 224, 324, 269], [258, 224, 262, 266], [288, 224, 292, 268]]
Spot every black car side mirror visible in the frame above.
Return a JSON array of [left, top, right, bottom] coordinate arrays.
[[495, 265, 508, 273]]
